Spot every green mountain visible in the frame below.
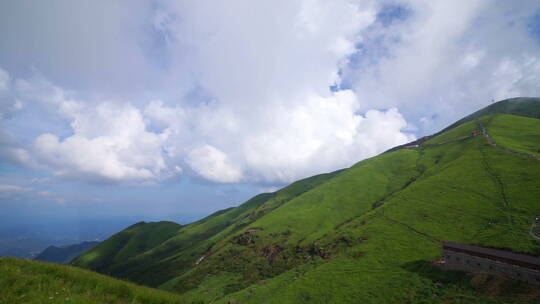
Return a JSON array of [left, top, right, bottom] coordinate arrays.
[[71, 171, 342, 286], [70, 221, 181, 274], [69, 98, 540, 303], [0, 257, 183, 303], [34, 241, 99, 264], [442, 97, 540, 132]]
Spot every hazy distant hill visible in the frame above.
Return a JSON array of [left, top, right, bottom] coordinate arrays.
[[0, 217, 157, 259], [34, 241, 99, 264]]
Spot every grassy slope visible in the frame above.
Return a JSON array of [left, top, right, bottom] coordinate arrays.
[[174, 113, 540, 304], [423, 120, 479, 145], [440, 97, 540, 133], [386, 97, 540, 153], [68, 99, 540, 303], [488, 114, 540, 158], [72, 170, 343, 287], [71, 221, 181, 273], [163, 150, 421, 302], [0, 257, 183, 304]]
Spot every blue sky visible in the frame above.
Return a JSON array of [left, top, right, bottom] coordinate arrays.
[[1, 0, 540, 224]]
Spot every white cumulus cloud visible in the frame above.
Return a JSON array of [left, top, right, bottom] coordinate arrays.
[[30, 102, 170, 182], [14, 77, 172, 183], [0, 0, 417, 184], [186, 145, 243, 183], [344, 0, 540, 132], [3, 0, 537, 186]]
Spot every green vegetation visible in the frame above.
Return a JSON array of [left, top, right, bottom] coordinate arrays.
[[207, 112, 540, 304], [440, 97, 540, 133], [424, 120, 479, 145], [0, 257, 183, 303], [72, 170, 342, 288], [487, 114, 540, 158], [71, 221, 181, 273], [55, 98, 540, 303]]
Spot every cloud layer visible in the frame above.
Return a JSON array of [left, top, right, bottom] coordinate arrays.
[[1, 0, 539, 186], [1, 70, 413, 184]]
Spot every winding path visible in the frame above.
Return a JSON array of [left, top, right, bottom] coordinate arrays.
[[397, 121, 540, 241], [477, 120, 540, 241], [477, 121, 540, 161]]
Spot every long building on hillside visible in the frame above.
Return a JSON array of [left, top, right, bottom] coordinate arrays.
[[442, 241, 540, 285]]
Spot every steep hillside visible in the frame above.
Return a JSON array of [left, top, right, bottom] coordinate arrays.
[[71, 221, 181, 273], [73, 99, 540, 303], [168, 115, 540, 304], [34, 241, 99, 264], [440, 97, 540, 133], [72, 170, 343, 287], [386, 97, 540, 153], [0, 257, 183, 303]]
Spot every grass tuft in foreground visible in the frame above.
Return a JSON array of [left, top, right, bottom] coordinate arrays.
[[0, 257, 184, 304]]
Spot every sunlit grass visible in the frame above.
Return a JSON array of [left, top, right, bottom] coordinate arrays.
[[0, 257, 184, 304]]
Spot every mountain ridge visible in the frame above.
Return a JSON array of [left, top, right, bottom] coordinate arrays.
[[69, 97, 540, 303], [385, 97, 540, 153]]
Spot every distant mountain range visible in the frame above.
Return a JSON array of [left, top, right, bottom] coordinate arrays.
[[0, 217, 161, 258], [3, 97, 540, 303], [34, 241, 100, 264]]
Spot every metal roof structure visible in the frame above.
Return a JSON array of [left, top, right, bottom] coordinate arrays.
[[443, 241, 540, 271]]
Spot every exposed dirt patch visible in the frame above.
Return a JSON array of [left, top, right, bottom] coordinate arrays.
[[261, 244, 284, 264], [231, 229, 260, 246]]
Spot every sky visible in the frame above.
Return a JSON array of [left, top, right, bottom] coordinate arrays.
[[1, 0, 540, 224]]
